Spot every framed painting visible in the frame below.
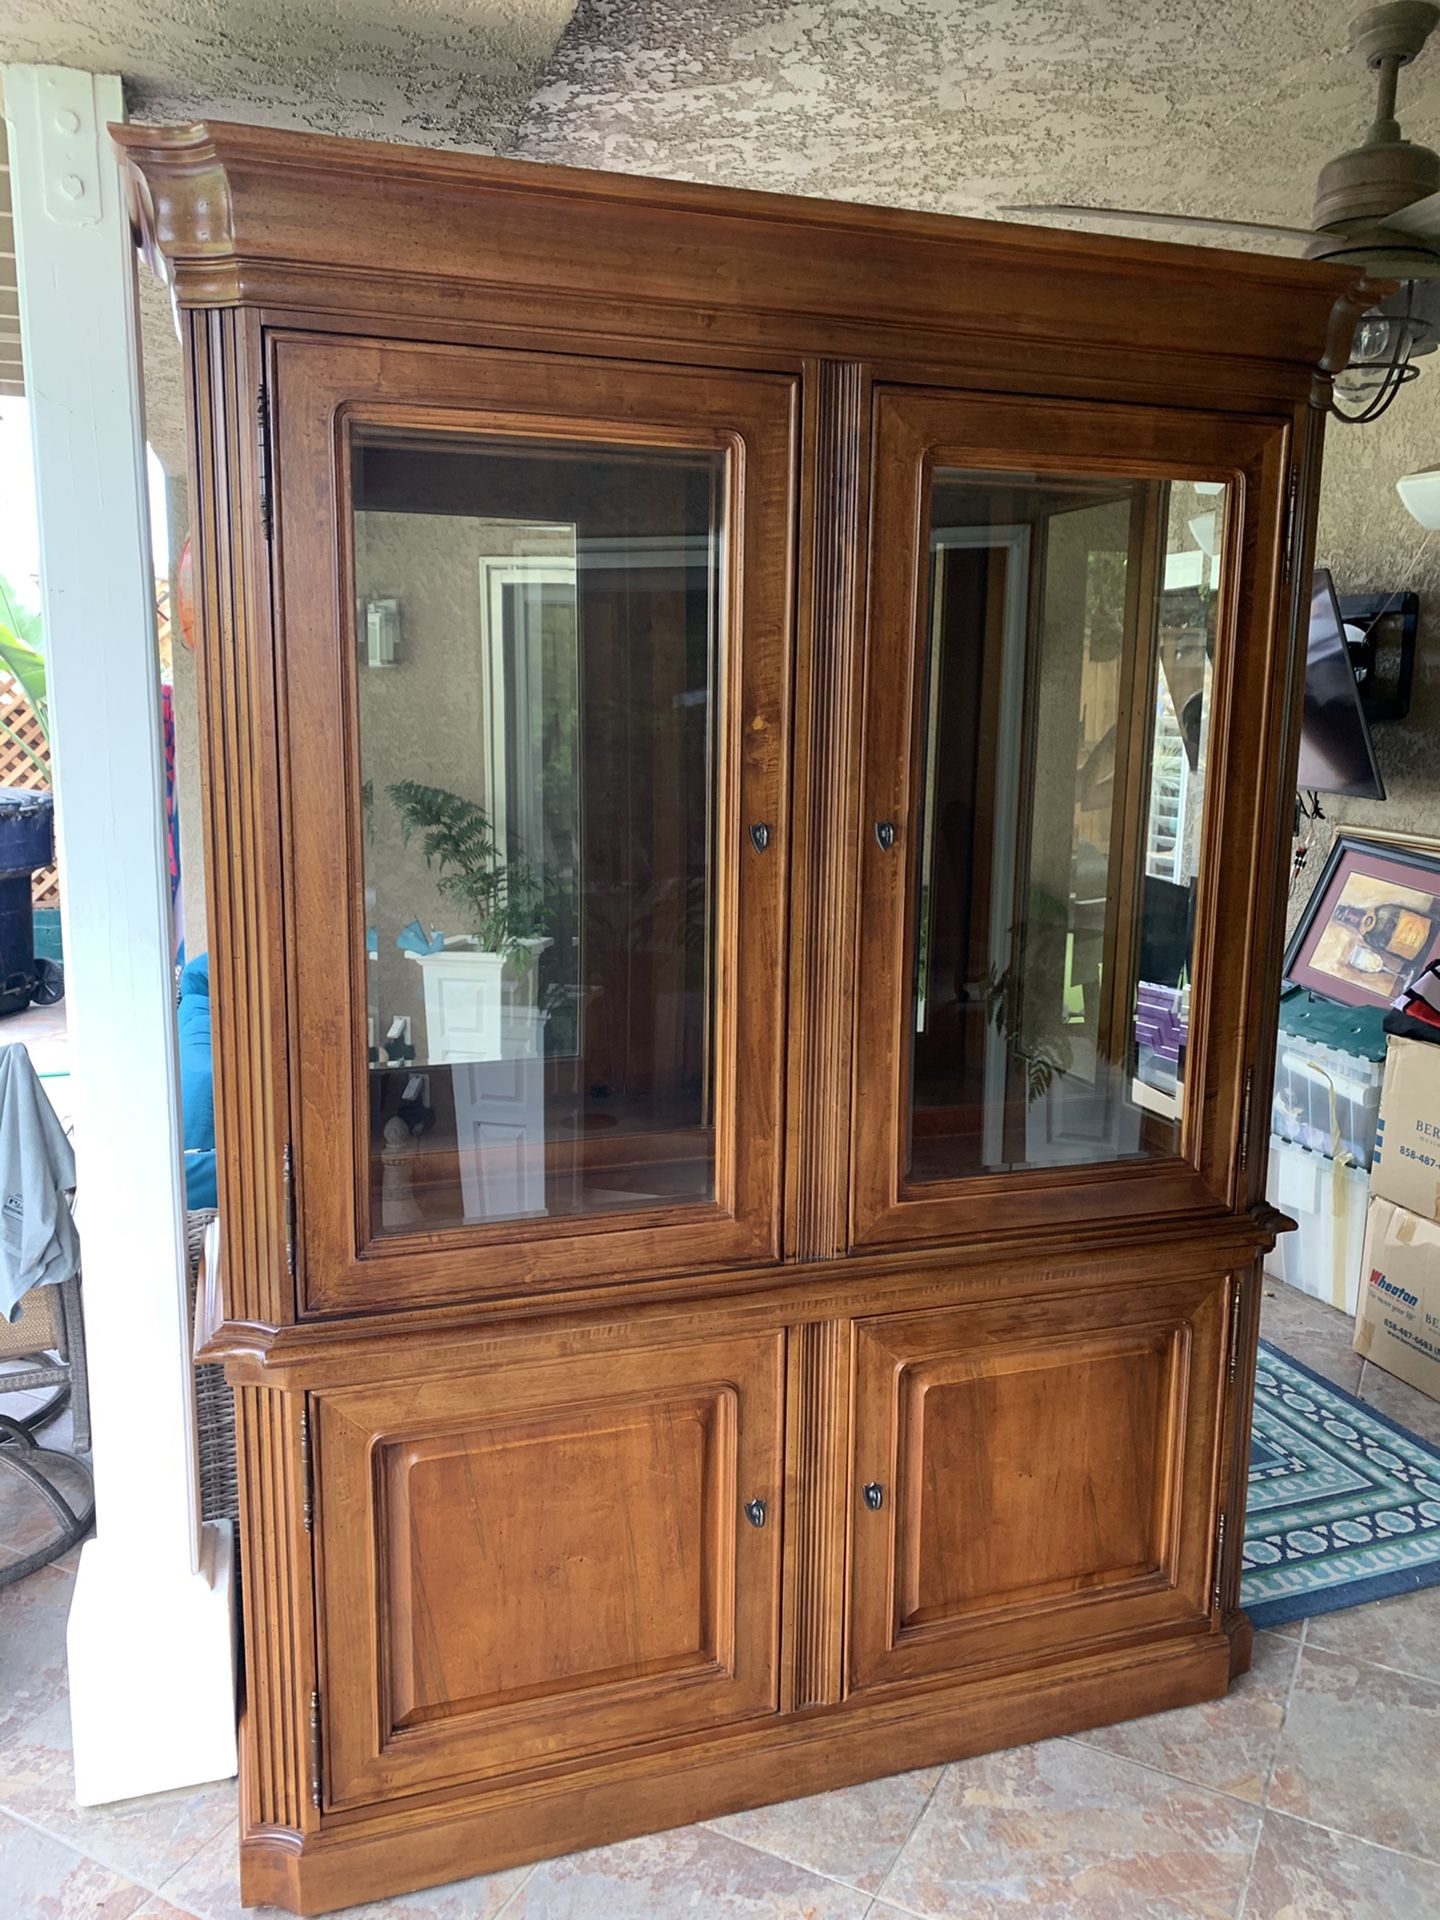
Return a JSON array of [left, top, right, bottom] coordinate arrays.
[[1285, 832, 1440, 1009]]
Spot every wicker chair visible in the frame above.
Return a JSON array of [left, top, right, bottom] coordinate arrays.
[[186, 1208, 238, 1533], [0, 1275, 95, 1586], [0, 1212, 235, 1592]]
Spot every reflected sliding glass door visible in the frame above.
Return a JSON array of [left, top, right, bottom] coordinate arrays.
[[854, 389, 1289, 1248], [914, 472, 1222, 1176]]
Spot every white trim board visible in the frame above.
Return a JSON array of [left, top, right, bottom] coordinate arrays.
[[4, 63, 236, 1804]]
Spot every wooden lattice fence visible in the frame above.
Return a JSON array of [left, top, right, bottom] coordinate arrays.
[[0, 670, 57, 907]]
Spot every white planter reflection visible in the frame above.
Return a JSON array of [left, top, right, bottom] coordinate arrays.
[[405, 937, 549, 1066]]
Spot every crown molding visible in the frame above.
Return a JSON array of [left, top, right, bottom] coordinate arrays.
[[110, 119, 1364, 393]]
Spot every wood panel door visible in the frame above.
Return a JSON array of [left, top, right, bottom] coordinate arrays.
[[848, 1272, 1229, 1692], [851, 388, 1294, 1252], [313, 1330, 784, 1809], [270, 334, 796, 1313]]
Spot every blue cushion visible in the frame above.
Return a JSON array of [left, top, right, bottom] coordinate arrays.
[[184, 1147, 218, 1210], [178, 952, 210, 1002], [177, 954, 216, 1208]]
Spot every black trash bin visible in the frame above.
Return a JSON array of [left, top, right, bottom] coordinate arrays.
[[0, 788, 58, 1016]]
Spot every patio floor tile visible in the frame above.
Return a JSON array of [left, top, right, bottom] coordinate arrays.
[[877, 1738, 1260, 1920], [1240, 1808, 1440, 1918], [1268, 1644, 1440, 1861]]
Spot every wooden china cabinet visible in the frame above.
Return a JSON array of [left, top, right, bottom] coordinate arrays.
[[115, 121, 1363, 1914]]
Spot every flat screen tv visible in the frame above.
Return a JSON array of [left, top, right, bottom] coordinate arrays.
[[1296, 568, 1386, 801]]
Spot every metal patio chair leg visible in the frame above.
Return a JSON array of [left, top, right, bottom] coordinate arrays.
[[0, 1411, 95, 1588], [2, 1381, 72, 1441], [57, 1276, 90, 1451]]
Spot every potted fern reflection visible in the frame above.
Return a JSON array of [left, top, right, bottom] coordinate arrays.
[[387, 781, 549, 1064]]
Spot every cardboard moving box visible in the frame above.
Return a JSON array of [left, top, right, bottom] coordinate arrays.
[[1371, 1037, 1440, 1224], [1353, 1196, 1440, 1402]]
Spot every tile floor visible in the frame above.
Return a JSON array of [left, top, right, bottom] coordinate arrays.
[[3, 1282, 1440, 1918]]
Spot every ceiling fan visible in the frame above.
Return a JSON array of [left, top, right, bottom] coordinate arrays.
[[1000, 2, 1440, 421]]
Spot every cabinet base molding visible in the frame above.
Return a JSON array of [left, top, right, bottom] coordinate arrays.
[[239, 1627, 1234, 1914], [1225, 1607, 1256, 1679]]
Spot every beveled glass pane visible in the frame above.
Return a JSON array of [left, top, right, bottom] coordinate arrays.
[[353, 426, 722, 1233], [909, 468, 1224, 1180]]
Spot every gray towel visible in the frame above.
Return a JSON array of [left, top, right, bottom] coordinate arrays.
[[0, 1042, 80, 1322]]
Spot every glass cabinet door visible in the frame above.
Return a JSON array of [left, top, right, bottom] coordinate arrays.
[[274, 339, 795, 1310], [853, 390, 1290, 1249], [355, 433, 721, 1234]]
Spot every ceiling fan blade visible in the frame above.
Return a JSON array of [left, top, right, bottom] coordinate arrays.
[[998, 203, 1315, 249], [1382, 189, 1440, 241]]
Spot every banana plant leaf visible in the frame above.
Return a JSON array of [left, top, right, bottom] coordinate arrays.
[[0, 622, 48, 739], [0, 575, 47, 745]]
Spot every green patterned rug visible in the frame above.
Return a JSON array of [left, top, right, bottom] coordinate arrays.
[[1243, 1341, 1440, 1628]]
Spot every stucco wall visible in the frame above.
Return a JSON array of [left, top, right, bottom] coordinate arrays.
[[1292, 403, 1440, 930]]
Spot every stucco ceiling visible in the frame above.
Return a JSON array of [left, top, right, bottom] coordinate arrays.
[[514, 0, 1440, 234], [2, 1, 577, 148], [7, 0, 1436, 225]]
